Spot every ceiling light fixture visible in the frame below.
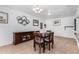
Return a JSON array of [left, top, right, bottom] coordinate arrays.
[[33, 5, 43, 13], [48, 10, 51, 15]]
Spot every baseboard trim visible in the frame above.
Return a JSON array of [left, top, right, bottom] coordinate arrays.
[[55, 36, 74, 39], [0, 41, 13, 47]]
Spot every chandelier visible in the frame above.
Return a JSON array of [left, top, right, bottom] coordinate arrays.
[[33, 6, 43, 13]]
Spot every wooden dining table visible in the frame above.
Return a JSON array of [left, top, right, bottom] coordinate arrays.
[[33, 31, 54, 53]]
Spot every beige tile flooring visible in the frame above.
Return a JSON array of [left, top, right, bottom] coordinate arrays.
[[0, 36, 79, 54]]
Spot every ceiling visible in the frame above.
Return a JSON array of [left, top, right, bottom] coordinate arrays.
[[0, 5, 78, 19]]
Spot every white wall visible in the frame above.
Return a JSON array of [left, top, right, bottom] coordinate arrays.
[[46, 16, 74, 38], [0, 7, 44, 46]]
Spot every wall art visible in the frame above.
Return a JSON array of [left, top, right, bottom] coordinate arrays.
[[40, 22, 43, 29], [0, 12, 8, 24], [53, 19, 61, 26], [33, 19, 39, 26], [16, 16, 30, 25]]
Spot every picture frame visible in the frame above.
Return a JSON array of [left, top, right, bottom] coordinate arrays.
[[44, 24, 46, 28], [33, 19, 39, 26], [0, 12, 8, 24], [40, 22, 43, 29], [53, 19, 61, 26]]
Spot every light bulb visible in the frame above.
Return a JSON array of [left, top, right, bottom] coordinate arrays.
[[33, 6, 43, 13], [48, 10, 51, 15]]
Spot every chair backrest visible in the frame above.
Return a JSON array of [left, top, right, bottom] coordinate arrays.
[[34, 31, 42, 43], [45, 32, 54, 42], [49, 32, 54, 41], [46, 30, 51, 33]]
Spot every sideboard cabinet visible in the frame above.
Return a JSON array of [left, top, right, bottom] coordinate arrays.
[[13, 31, 34, 45]]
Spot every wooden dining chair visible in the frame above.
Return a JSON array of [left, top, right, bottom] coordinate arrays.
[[44, 32, 54, 50], [33, 31, 45, 53]]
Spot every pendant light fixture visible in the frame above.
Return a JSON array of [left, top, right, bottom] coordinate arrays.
[[48, 9, 51, 16], [33, 5, 43, 13]]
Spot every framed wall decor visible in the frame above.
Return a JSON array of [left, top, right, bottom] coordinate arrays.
[[53, 19, 61, 26], [16, 16, 30, 26], [33, 19, 39, 26], [0, 12, 8, 24], [40, 22, 43, 29], [44, 24, 46, 28]]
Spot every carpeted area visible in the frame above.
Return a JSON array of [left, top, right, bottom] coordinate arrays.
[[0, 37, 79, 54]]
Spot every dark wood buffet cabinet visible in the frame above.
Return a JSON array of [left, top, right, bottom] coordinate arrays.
[[13, 31, 34, 45]]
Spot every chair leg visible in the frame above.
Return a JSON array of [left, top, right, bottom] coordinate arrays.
[[49, 43, 50, 50], [43, 43, 45, 53], [39, 44, 41, 53], [52, 41, 53, 48], [34, 43, 36, 51]]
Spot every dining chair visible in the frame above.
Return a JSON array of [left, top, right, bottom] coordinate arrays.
[[33, 31, 45, 53], [44, 32, 54, 50]]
